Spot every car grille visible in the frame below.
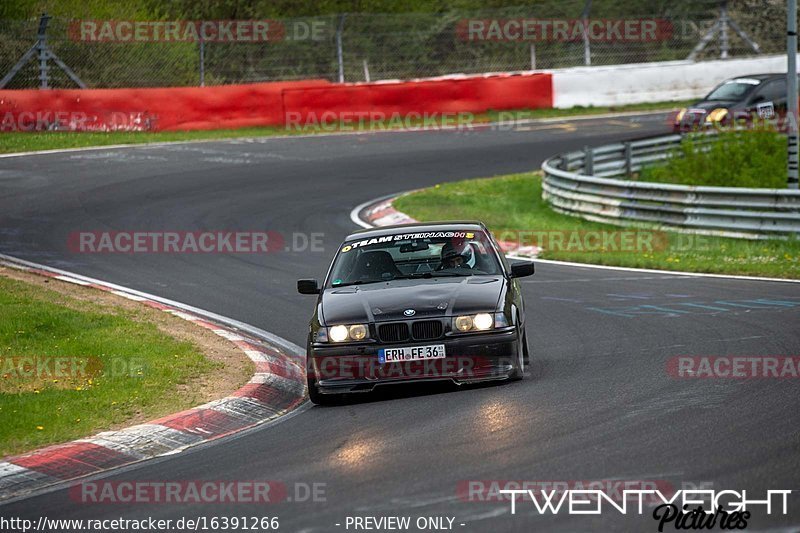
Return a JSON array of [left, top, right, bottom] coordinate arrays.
[[378, 320, 444, 343], [378, 323, 409, 343], [412, 320, 443, 341]]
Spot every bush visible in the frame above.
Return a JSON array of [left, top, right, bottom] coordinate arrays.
[[639, 130, 787, 188]]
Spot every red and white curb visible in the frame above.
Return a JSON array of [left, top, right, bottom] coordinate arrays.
[[353, 194, 541, 258], [0, 254, 307, 502]]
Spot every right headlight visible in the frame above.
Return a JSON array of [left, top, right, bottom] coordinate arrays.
[[452, 313, 508, 333], [317, 324, 370, 343]]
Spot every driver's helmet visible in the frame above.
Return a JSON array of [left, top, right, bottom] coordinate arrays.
[[441, 240, 475, 269]]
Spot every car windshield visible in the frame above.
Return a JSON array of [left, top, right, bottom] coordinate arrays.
[[328, 229, 503, 287], [705, 79, 761, 101]]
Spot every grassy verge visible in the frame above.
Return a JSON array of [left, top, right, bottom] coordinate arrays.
[[0, 100, 690, 155], [394, 173, 800, 279], [0, 271, 249, 457], [639, 130, 786, 188]]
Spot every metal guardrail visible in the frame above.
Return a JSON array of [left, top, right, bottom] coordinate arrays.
[[541, 133, 800, 238]]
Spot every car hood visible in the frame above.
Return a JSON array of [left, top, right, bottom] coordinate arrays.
[[686, 100, 731, 113], [320, 276, 504, 324]]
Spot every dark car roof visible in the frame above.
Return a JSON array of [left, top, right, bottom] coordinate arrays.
[[345, 221, 486, 242], [729, 73, 784, 82], [693, 73, 792, 108]]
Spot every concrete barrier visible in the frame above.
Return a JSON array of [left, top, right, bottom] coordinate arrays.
[[551, 54, 795, 108]]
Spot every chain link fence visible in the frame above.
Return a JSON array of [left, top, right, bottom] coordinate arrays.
[[0, 0, 789, 89]]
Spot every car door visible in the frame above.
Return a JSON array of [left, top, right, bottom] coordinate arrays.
[[746, 78, 786, 120]]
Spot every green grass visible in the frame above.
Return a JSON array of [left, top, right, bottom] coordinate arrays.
[[394, 173, 800, 279], [0, 276, 222, 457], [639, 130, 787, 188], [0, 100, 690, 155], [0, 128, 287, 155]]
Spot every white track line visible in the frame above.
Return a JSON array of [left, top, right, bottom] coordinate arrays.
[[507, 254, 800, 284], [0, 110, 672, 159]]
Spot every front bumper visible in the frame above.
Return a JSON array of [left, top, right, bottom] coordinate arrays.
[[308, 327, 518, 394]]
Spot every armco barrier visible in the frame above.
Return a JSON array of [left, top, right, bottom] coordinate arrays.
[[541, 133, 800, 238], [0, 72, 552, 132]]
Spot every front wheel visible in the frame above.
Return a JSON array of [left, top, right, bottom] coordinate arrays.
[[509, 330, 525, 381], [522, 329, 530, 364], [307, 373, 343, 406]]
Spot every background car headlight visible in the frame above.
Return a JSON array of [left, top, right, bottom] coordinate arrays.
[[705, 108, 728, 123], [453, 313, 508, 333], [675, 108, 687, 123], [323, 324, 369, 343]]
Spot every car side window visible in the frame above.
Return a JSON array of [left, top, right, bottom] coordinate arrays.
[[751, 80, 785, 104]]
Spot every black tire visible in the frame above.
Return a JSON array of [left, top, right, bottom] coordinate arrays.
[[509, 330, 525, 381], [307, 374, 342, 406], [522, 329, 530, 364]]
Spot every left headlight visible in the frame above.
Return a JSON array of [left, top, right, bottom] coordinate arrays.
[[452, 312, 508, 333], [317, 324, 370, 343], [705, 108, 728, 124]]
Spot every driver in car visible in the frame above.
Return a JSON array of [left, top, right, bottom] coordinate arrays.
[[438, 241, 474, 270]]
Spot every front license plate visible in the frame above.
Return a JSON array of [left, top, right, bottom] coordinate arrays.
[[379, 344, 446, 364]]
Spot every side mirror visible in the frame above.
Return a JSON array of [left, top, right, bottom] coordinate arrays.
[[510, 262, 535, 278], [297, 279, 320, 294]]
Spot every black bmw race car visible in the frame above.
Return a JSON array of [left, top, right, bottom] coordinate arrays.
[[673, 73, 796, 132], [297, 221, 534, 405]]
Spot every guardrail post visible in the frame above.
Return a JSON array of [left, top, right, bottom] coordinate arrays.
[[336, 14, 347, 83], [624, 142, 633, 175], [199, 37, 205, 87], [584, 145, 593, 175]]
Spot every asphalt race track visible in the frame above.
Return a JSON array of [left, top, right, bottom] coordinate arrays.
[[1, 113, 799, 532]]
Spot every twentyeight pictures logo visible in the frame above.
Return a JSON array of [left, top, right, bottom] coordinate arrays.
[[496, 488, 792, 531]]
